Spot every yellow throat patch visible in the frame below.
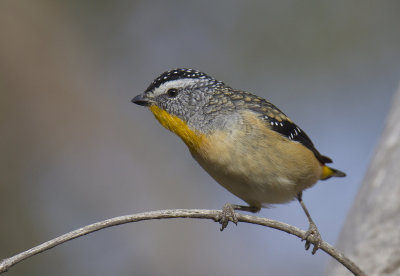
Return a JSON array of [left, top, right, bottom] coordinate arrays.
[[149, 105, 205, 150]]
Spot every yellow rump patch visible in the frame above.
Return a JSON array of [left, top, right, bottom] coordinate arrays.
[[321, 165, 335, 180], [149, 105, 204, 150]]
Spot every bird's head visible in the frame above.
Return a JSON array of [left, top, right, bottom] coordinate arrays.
[[132, 68, 230, 148], [132, 68, 226, 123]]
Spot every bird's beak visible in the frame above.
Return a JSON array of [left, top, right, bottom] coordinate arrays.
[[131, 93, 153, 106]]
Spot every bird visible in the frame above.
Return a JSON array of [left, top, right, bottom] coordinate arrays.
[[132, 68, 345, 254]]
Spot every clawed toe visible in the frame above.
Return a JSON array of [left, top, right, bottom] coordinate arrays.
[[216, 203, 238, 231], [302, 222, 322, 254]]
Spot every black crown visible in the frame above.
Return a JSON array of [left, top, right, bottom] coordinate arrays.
[[145, 68, 224, 92]]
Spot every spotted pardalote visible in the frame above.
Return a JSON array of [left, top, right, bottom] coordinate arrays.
[[132, 68, 346, 253]]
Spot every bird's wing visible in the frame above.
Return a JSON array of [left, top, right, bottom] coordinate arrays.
[[235, 92, 332, 164]]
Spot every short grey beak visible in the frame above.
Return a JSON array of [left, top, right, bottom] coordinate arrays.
[[131, 94, 151, 106]]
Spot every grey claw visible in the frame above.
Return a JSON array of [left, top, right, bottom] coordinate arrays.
[[217, 203, 238, 231], [302, 222, 322, 254]]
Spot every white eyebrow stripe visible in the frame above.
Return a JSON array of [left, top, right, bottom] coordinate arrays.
[[149, 79, 198, 97]]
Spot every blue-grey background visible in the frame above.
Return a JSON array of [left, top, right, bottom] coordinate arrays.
[[1, 1, 399, 275]]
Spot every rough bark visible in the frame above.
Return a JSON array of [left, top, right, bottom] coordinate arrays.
[[325, 85, 400, 276]]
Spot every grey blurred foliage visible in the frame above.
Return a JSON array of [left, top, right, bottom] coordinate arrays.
[[0, 1, 399, 275]]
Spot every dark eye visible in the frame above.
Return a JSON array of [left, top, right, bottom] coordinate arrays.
[[167, 88, 178, 98]]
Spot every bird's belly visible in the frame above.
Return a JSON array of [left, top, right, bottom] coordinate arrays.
[[193, 151, 300, 206], [191, 128, 321, 207]]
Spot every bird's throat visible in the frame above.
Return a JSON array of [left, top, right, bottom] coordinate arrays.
[[148, 105, 205, 150]]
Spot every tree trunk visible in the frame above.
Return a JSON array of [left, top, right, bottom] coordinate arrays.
[[325, 85, 400, 275]]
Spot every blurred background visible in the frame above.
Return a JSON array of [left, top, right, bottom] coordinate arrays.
[[1, 1, 399, 275]]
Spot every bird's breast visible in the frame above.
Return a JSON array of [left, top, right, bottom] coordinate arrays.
[[190, 111, 322, 206]]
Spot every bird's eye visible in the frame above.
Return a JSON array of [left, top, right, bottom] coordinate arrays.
[[167, 88, 178, 98]]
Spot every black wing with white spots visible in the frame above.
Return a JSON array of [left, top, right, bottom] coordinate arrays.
[[237, 94, 333, 164], [264, 114, 332, 163]]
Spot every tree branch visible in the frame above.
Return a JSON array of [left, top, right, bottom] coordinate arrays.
[[0, 209, 365, 275]]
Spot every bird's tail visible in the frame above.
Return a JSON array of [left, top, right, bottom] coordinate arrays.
[[320, 165, 346, 180]]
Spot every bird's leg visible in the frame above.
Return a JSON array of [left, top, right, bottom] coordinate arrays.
[[297, 192, 322, 254], [216, 203, 260, 231]]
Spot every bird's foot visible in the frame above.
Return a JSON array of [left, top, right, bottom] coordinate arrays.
[[215, 203, 238, 231], [302, 221, 322, 254]]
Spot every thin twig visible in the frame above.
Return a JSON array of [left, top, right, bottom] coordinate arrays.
[[0, 209, 366, 275]]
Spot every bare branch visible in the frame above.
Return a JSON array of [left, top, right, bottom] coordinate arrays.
[[0, 209, 365, 275]]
